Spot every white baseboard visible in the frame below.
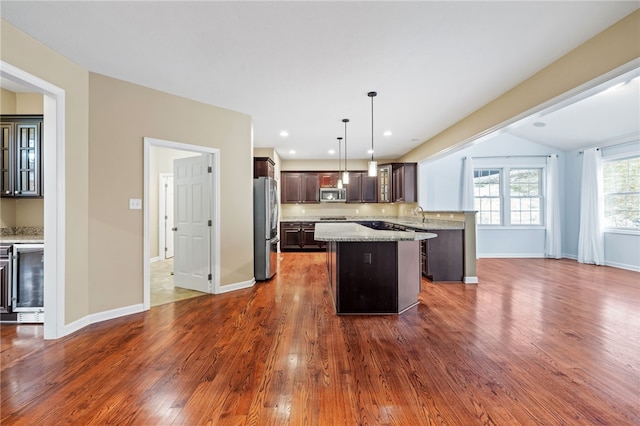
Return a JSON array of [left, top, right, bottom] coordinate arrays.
[[217, 278, 256, 294], [604, 260, 640, 272], [464, 276, 479, 284], [477, 253, 546, 259], [63, 303, 145, 337]]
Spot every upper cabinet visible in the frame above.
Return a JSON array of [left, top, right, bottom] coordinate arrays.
[[378, 163, 417, 203], [281, 172, 319, 204], [1, 115, 43, 198], [254, 157, 275, 179], [346, 171, 378, 203], [319, 172, 340, 188]]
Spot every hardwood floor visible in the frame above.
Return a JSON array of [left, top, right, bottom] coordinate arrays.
[[1, 254, 639, 425]]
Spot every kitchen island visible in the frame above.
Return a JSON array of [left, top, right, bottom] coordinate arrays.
[[315, 222, 436, 315]]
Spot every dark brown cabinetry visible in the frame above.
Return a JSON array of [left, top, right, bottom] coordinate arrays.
[[281, 222, 324, 251], [377, 163, 416, 203], [346, 171, 378, 203], [1, 115, 43, 198], [327, 240, 420, 314], [1, 244, 11, 314], [253, 157, 275, 178], [281, 172, 319, 204], [421, 229, 464, 281], [319, 172, 340, 188]]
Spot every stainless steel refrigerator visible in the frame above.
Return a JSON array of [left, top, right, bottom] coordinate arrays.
[[254, 176, 279, 280]]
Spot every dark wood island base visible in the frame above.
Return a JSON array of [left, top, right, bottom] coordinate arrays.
[[316, 222, 436, 315]]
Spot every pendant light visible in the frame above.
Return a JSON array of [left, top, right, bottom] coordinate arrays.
[[368, 91, 378, 177], [342, 118, 350, 185], [336, 137, 343, 189]]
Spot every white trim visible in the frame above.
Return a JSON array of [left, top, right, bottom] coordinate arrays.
[[1, 61, 66, 340], [143, 137, 221, 311], [604, 260, 640, 272], [463, 276, 479, 284], [477, 253, 546, 258], [63, 304, 145, 336], [150, 256, 162, 263], [217, 278, 256, 294]]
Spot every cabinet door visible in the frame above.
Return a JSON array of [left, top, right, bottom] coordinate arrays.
[[302, 173, 319, 203], [319, 172, 339, 188], [426, 230, 463, 281], [281, 223, 302, 250], [1, 123, 14, 197], [362, 174, 378, 203], [15, 122, 41, 197], [301, 223, 318, 249], [281, 172, 302, 203], [254, 157, 275, 178], [346, 172, 362, 202], [392, 163, 417, 203], [378, 165, 392, 203]]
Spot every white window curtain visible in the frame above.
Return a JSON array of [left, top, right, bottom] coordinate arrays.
[[461, 157, 474, 210], [545, 155, 561, 258], [578, 148, 605, 265]]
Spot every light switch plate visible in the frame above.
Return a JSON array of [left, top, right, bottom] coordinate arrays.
[[129, 198, 142, 210]]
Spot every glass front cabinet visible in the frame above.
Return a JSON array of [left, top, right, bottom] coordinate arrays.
[[1, 115, 43, 198]]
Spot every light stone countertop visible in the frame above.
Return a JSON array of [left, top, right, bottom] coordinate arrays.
[[281, 216, 464, 230], [0, 235, 44, 244], [314, 222, 437, 242]]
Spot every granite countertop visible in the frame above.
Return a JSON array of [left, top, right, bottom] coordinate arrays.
[[0, 227, 44, 244], [0, 235, 44, 244], [314, 222, 437, 242], [281, 216, 464, 230]]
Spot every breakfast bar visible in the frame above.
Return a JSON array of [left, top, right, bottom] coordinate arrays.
[[315, 222, 436, 314]]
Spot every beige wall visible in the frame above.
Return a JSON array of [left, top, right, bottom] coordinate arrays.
[[88, 73, 253, 313], [401, 10, 640, 162], [1, 88, 16, 113], [1, 19, 90, 325], [16, 93, 43, 114]]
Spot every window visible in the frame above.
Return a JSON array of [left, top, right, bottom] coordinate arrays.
[[474, 167, 543, 226], [603, 156, 640, 229], [474, 169, 501, 224], [509, 169, 542, 225]]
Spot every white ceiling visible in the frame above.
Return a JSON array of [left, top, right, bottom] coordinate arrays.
[[1, 1, 638, 160]]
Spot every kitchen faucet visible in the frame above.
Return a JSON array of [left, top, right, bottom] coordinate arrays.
[[416, 206, 426, 223]]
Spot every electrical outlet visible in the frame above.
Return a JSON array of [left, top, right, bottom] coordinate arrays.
[[355, 209, 359, 214], [364, 253, 372, 264], [129, 198, 142, 210]]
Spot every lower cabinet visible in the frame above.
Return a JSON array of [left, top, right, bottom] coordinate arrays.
[[421, 229, 464, 282], [280, 222, 324, 251]]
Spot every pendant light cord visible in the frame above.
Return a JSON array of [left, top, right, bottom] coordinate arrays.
[[368, 91, 377, 161]]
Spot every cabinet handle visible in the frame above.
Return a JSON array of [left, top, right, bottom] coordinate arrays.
[[171, 227, 177, 231]]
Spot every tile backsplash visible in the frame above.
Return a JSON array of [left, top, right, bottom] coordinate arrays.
[[281, 202, 418, 219]]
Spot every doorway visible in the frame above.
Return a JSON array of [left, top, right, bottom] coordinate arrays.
[[143, 137, 221, 310], [1, 61, 65, 339]]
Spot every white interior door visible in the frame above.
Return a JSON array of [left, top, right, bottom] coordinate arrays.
[[173, 155, 211, 293], [163, 175, 175, 259]]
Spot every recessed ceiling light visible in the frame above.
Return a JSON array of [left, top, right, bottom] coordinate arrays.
[[383, 131, 392, 137], [533, 122, 546, 127], [289, 150, 296, 155], [280, 131, 289, 137], [328, 149, 336, 155]]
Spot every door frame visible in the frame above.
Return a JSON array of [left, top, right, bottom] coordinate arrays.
[[1, 61, 66, 340], [143, 137, 220, 310]]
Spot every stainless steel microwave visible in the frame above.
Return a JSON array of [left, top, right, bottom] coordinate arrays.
[[319, 187, 346, 202]]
